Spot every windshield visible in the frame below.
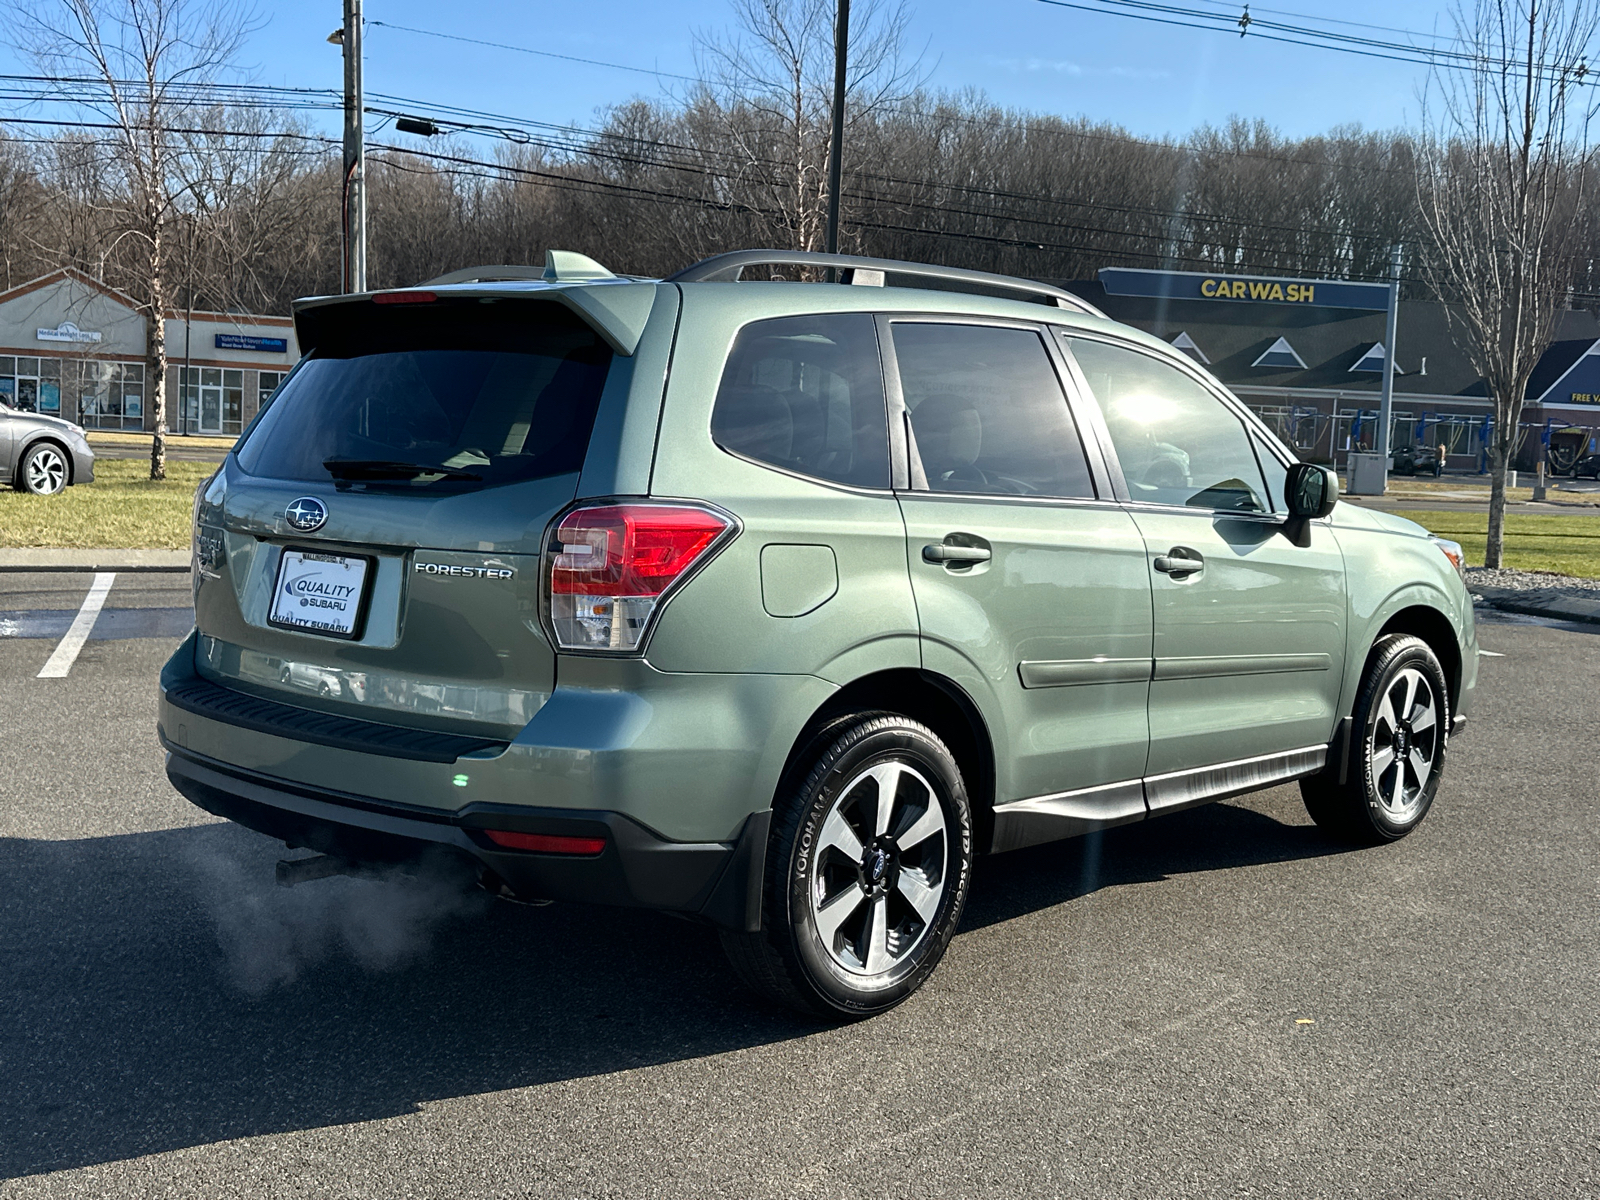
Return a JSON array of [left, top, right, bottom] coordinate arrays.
[[236, 298, 612, 488]]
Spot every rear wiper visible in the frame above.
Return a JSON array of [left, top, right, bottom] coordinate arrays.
[[323, 457, 483, 481]]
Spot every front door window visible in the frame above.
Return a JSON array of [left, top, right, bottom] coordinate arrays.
[[1068, 336, 1271, 513]]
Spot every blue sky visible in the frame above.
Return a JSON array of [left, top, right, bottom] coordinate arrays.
[[3, 0, 1448, 142]]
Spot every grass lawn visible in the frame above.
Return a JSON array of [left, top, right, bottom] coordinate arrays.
[[0, 458, 212, 549], [85, 431, 237, 450], [1395, 509, 1600, 579]]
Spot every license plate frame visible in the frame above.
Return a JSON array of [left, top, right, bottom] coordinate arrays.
[[267, 547, 375, 640]]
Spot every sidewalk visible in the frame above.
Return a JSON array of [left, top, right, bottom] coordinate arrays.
[[0, 548, 190, 572]]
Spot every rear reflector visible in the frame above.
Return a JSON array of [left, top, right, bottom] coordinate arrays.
[[372, 290, 437, 305], [547, 503, 733, 652], [482, 829, 607, 855]]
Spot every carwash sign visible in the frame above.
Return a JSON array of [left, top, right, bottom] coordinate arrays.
[[1098, 267, 1391, 310]]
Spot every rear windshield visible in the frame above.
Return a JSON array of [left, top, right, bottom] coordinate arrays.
[[236, 298, 612, 488]]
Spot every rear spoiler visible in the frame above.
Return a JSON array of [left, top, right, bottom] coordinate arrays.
[[290, 281, 661, 357]]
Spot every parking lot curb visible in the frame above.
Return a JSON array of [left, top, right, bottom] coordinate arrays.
[[1470, 585, 1600, 626], [0, 549, 190, 573]]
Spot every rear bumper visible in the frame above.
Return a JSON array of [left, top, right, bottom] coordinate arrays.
[[164, 743, 769, 931]]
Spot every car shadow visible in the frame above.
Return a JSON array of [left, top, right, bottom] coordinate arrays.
[[962, 795, 1352, 931], [0, 798, 1348, 1180]]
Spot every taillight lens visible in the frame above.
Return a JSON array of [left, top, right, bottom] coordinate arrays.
[[547, 503, 732, 651]]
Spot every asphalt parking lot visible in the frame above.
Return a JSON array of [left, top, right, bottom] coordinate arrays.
[[2, 571, 1597, 1198]]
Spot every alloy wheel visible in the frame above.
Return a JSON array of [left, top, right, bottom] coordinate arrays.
[[24, 447, 67, 495], [808, 759, 949, 977], [1370, 667, 1440, 824]]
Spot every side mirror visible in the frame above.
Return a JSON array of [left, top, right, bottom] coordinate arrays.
[[1282, 463, 1337, 546]]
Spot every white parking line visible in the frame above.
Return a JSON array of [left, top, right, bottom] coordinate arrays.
[[1478, 649, 1506, 658], [37, 572, 115, 679]]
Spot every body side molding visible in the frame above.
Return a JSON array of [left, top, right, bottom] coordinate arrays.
[[1018, 657, 1153, 688], [1152, 653, 1331, 681]]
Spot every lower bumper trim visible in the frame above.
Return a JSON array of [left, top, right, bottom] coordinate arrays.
[[164, 745, 768, 930]]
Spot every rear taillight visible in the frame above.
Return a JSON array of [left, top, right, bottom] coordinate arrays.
[[546, 503, 733, 652], [482, 829, 607, 855]]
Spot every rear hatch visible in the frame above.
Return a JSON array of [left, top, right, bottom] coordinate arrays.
[[192, 294, 616, 740]]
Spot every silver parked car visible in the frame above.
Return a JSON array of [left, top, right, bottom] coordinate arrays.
[[0, 402, 95, 494]]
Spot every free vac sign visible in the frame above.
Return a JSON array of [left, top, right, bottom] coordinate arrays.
[[1098, 267, 1391, 310]]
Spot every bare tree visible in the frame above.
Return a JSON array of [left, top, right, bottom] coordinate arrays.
[[694, 0, 922, 256], [1417, 0, 1600, 565], [7, 0, 254, 478]]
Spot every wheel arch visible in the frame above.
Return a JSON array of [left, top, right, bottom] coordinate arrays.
[[775, 668, 999, 854], [1374, 603, 1463, 717]]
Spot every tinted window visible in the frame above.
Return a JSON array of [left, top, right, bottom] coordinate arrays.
[[1067, 337, 1270, 512], [236, 300, 611, 488], [893, 323, 1094, 499], [711, 314, 889, 489]]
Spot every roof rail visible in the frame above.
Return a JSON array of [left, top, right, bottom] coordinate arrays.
[[666, 250, 1107, 318]]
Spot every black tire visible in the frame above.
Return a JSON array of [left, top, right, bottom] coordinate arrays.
[[1302, 634, 1450, 845], [16, 441, 70, 495], [721, 712, 973, 1019]]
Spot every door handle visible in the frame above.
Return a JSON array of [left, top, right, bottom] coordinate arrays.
[[1153, 547, 1205, 576], [923, 543, 991, 564]]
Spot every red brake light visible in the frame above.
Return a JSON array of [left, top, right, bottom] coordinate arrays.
[[547, 503, 732, 652], [482, 830, 607, 855], [372, 290, 437, 305]]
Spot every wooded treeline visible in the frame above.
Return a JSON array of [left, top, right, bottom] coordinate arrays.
[[2, 92, 1574, 315]]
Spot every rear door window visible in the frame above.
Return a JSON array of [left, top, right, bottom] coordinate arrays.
[[710, 313, 889, 489], [1066, 336, 1271, 513], [236, 299, 612, 488], [892, 322, 1095, 499]]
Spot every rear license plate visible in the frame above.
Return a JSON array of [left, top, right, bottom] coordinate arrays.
[[268, 548, 373, 639]]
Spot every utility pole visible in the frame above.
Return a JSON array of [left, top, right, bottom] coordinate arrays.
[[824, 0, 850, 259], [340, 0, 366, 293], [1375, 243, 1402, 468]]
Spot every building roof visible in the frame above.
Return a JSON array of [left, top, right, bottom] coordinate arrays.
[[0, 267, 144, 313], [1058, 279, 1600, 404]]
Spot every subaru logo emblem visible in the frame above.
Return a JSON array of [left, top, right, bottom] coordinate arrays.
[[284, 497, 327, 533]]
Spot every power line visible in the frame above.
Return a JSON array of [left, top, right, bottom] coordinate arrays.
[[365, 21, 698, 82], [1034, 0, 1594, 80], [1173, 0, 1457, 44]]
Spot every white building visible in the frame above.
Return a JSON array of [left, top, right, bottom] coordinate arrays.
[[0, 268, 301, 436]]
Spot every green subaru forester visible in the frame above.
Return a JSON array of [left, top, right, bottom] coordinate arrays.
[[160, 249, 1477, 1017]]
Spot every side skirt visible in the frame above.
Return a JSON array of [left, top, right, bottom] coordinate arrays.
[[990, 743, 1329, 855]]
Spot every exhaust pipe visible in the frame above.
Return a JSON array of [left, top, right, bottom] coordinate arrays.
[[275, 854, 360, 888]]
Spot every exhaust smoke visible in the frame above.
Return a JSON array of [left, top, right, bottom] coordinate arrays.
[[188, 842, 493, 994]]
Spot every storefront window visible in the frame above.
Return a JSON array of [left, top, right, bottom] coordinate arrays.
[[0, 357, 15, 408], [38, 359, 62, 414], [77, 361, 145, 430]]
